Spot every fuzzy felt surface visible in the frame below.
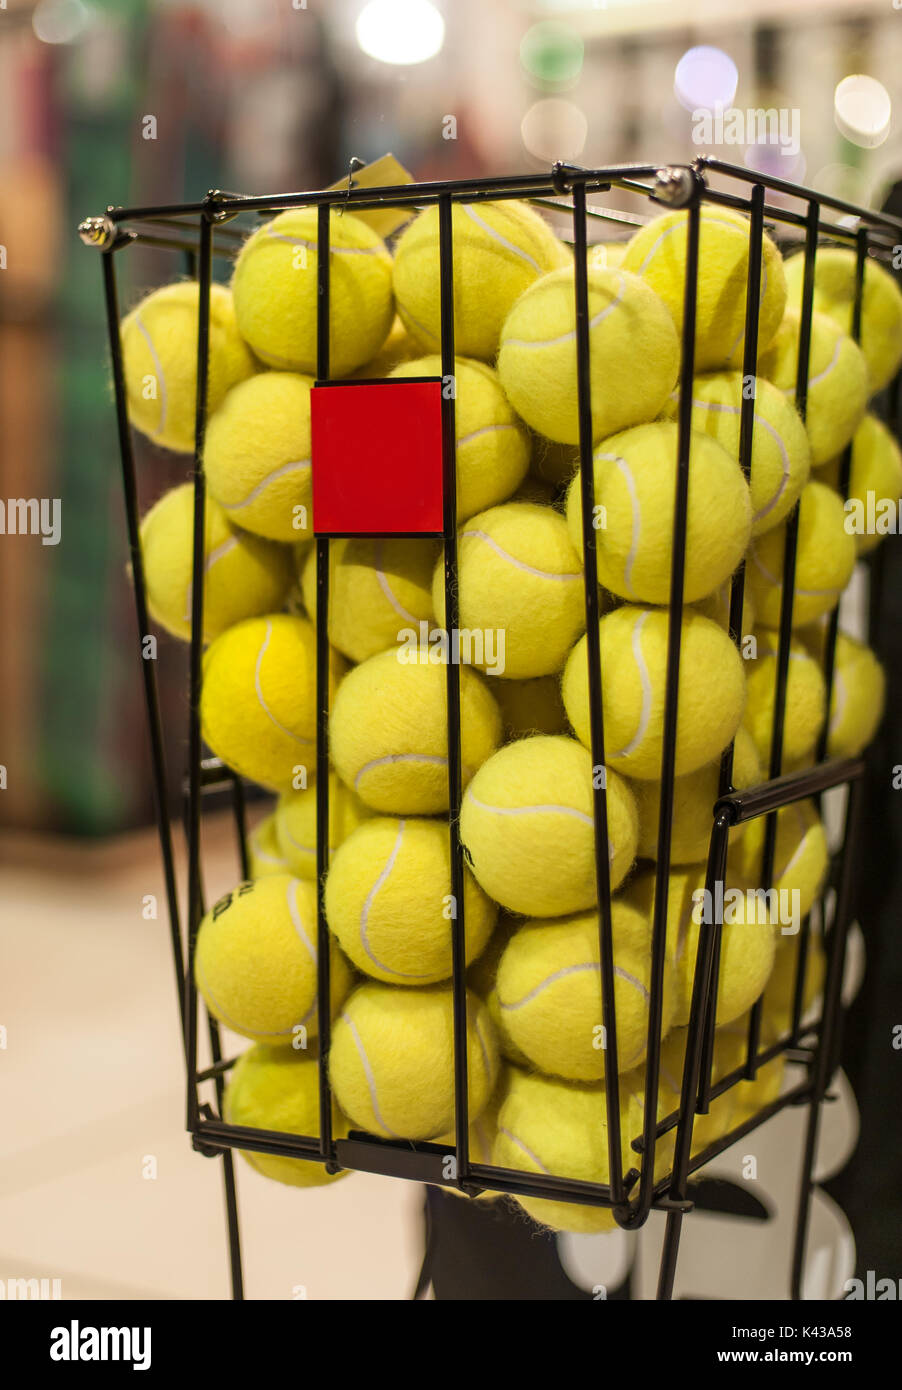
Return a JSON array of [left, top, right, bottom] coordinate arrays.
[[275, 773, 370, 879], [742, 628, 826, 768], [301, 536, 439, 664], [818, 630, 886, 759], [497, 265, 680, 446], [328, 981, 498, 1140], [247, 812, 289, 879], [324, 815, 496, 985], [784, 247, 902, 394], [732, 796, 829, 920], [459, 734, 638, 916], [759, 308, 868, 466], [748, 480, 856, 629], [821, 413, 902, 556]]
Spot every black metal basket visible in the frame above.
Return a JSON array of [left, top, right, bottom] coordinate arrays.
[[80, 157, 902, 1301]]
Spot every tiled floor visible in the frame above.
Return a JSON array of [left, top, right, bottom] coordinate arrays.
[[0, 816, 422, 1301]]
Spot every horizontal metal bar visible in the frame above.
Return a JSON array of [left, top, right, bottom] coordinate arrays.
[[716, 757, 864, 823], [697, 155, 902, 231]]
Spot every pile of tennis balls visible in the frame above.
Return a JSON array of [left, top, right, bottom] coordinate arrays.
[[125, 197, 900, 1231]]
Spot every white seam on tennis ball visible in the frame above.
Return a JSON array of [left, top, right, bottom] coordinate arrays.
[[218, 457, 311, 512], [281, 824, 317, 860], [465, 787, 593, 829], [829, 665, 847, 736], [359, 819, 436, 981], [373, 539, 421, 625], [184, 534, 240, 622], [617, 609, 653, 759], [806, 335, 842, 389], [251, 833, 285, 867], [457, 422, 520, 448], [500, 960, 649, 1009], [194, 955, 297, 1040], [340, 1010, 400, 1138], [263, 228, 384, 257], [604, 451, 640, 596], [688, 395, 791, 524], [772, 801, 810, 884], [462, 203, 543, 272], [748, 546, 843, 599], [254, 620, 316, 747], [498, 1127, 551, 1172], [503, 274, 627, 350], [473, 1008, 494, 1081], [286, 878, 316, 963], [133, 312, 168, 433], [355, 751, 464, 790], [633, 212, 748, 276], [461, 528, 582, 582]]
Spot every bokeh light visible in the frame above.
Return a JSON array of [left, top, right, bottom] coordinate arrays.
[[674, 45, 738, 114], [744, 143, 805, 183], [355, 0, 445, 67], [834, 75, 891, 149], [520, 22, 584, 89], [521, 98, 588, 163], [32, 0, 92, 44]]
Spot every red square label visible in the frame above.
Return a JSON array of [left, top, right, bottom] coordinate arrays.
[[311, 379, 445, 535]]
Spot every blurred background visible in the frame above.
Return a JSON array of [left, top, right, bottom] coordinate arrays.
[[1, 0, 901, 1302]]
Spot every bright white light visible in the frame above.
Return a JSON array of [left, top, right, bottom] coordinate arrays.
[[834, 75, 891, 149], [33, 0, 91, 44], [356, 0, 445, 66], [674, 45, 738, 114], [521, 98, 588, 163]]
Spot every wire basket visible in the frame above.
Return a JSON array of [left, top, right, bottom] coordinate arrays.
[[80, 157, 901, 1301]]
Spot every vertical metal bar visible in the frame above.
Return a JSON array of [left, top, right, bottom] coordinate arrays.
[[790, 774, 863, 1299], [571, 181, 623, 1213], [185, 210, 214, 1134], [438, 194, 469, 1185], [100, 247, 186, 1046], [315, 201, 336, 1170]]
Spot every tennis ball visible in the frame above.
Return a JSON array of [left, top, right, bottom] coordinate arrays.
[[761, 931, 826, 1034], [139, 483, 292, 644], [492, 674, 567, 738], [497, 264, 680, 445], [633, 723, 762, 864], [467, 918, 533, 1068], [300, 536, 439, 663], [822, 413, 902, 555], [623, 866, 776, 1027], [747, 481, 857, 629], [696, 579, 756, 638], [329, 981, 499, 1141], [731, 798, 828, 922], [564, 422, 751, 604], [194, 875, 353, 1045], [460, 734, 639, 916], [392, 199, 569, 362], [432, 502, 585, 679], [663, 370, 812, 536], [200, 614, 345, 793], [223, 1045, 349, 1188], [330, 646, 502, 814], [324, 816, 497, 985], [758, 308, 868, 465], [388, 356, 531, 520], [742, 628, 827, 769], [433, 1065, 515, 1202], [621, 205, 787, 370], [492, 1068, 633, 1234], [120, 281, 256, 454], [247, 812, 289, 879], [231, 208, 393, 377], [351, 314, 418, 378], [784, 246, 902, 393], [812, 630, 885, 759], [562, 606, 746, 781], [496, 910, 675, 1081], [588, 242, 628, 271], [275, 773, 370, 880], [715, 1015, 785, 1127], [652, 1027, 738, 1157], [204, 371, 315, 543]]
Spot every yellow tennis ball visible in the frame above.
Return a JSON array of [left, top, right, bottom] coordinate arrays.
[[194, 875, 353, 1045], [392, 199, 569, 362], [300, 536, 439, 663], [621, 205, 787, 370], [200, 614, 345, 793], [433, 1065, 516, 1203], [784, 246, 902, 394], [120, 281, 256, 454], [496, 910, 676, 1081], [822, 413, 902, 555], [223, 1045, 349, 1188], [814, 630, 885, 759], [742, 628, 826, 768], [492, 674, 567, 738], [204, 371, 315, 542], [460, 734, 638, 916], [715, 1014, 785, 1126], [329, 981, 499, 1141], [731, 797, 829, 922], [761, 931, 826, 1035], [695, 579, 756, 638], [588, 241, 628, 271], [275, 772, 370, 880], [663, 370, 812, 537], [633, 724, 762, 864], [138, 483, 292, 644], [432, 501, 585, 679], [466, 917, 533, 1067], [497, 264, 680, 445], [231, 208, 393, 376], [747, 480, 857, 629], [492, 1068, 634, 1234], [759, 308, 868, 466], [564, 421, 751, 604], [325, 816, 497, 986], [330, 645, 502, 814], [247, 812, 289, 879], [388, 356, 531, 520], [562, 605, 746, 780], [351, 314, 418, 378], [651, 1028, 738, 1156]]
